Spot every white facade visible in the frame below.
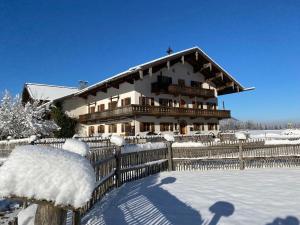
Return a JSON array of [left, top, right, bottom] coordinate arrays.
[[61, 62, 222, 136]]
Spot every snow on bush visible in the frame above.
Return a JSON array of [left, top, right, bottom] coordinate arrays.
[[0, 145, 95, 208], [235, 132, 247, 140], [62, 139, 90, 156], [110, 135, 125, 146], [18, 204, 38, 225], [0, 90, 59, 139], [172, 142, 205, 148], [163, 133, 175, 142], [123, 142, 166, 153]]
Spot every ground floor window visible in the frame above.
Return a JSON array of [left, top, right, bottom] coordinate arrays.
[[98, 104, 105, 112], [193, 123, 205, 131], [160, 123, 173, 132], [108, 124, 117, 133], [121, 123, 131, 132], [88, 126, 95, 136], [140, 122, 154, 132], [98, 125, 105, 133], [208, 123, 218, 131]]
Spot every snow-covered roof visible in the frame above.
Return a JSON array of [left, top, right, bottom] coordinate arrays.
[[75, 46, 254, 97], [24, 83, 79, 101]]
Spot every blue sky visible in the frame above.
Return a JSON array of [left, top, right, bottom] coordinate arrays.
[[0, 0, 299, 122]]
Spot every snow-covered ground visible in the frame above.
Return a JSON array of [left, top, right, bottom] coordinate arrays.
[[247, 129, 300, 140], [82, 168, 300, 225]]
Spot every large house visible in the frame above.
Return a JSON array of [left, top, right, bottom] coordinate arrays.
[[23, 47, 254, 136]]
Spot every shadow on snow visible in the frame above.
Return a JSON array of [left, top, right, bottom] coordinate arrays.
[[81, 175, 235, 225]]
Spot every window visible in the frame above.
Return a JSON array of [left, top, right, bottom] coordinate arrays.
[[88, 106, 95, 113], [88, 126, 95, 136], [192, 101, 204, 109], [159, 98, 173, 107], [191, 81, 202, 88], [98, 125, 105, 133], [178, 79, 185, 87], [98, 104, 105, 112], [108, 124, 117, 133], [157, 75, 172, 85], [194, 123, 204, 131], [208, 123, 218, 131], [207, 103, 217, 110], [121, 97, 131, 106], [121, 123, 131, 133], [108, 101, 117, 110], [160, 123, 173, 132], [140, 97, 154, 106], [140, 122, 154, 132]]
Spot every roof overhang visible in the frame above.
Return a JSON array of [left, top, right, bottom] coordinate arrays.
[[74, 47, 254, 98]]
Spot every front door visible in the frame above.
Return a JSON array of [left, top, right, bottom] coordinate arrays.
[[179, 121, 187, 135]]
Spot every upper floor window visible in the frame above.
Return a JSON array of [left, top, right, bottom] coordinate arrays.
[[207, 103, 217, 110], [121, 123, 132, 133], [157, 75, 172, 85], [108, 101, 118, 110], [121, 97, 131, 106], [178, 79, 185, 87], [159, 98, 173, 107], [98, 104, 105, 112], [192, 101, 204, 109], [88, 106, 95, 113], [140, 97, 154, 106], [191, 81, 202, 88], [208, 123, 218, 131]]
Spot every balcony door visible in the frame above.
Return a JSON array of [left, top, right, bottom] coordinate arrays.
[[179, 120, 187, 135]]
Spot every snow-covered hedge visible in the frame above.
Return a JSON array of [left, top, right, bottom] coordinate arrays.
[[0, 145, 95, 208]]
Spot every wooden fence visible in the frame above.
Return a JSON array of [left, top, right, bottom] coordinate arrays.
[[2, 138, 300, 225]]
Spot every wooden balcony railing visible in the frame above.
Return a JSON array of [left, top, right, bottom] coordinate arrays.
[[167, 84, 215, 98], [79, 104, 231, 123]]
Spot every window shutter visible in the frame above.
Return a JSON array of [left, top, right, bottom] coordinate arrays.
[[140, 123, 144, 132]]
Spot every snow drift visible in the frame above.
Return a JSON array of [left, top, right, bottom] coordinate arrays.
[[0, 145, 95, 208]]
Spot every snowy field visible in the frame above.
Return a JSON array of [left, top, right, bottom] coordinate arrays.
[[82, 168, 300, 225]]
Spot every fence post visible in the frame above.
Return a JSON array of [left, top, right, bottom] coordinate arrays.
[[239, 140, 245, 170], [167, 141, 174, 171], [115, 146, 122, 187], [72, 210, 81, 225]]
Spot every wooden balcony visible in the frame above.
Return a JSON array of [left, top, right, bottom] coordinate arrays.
[[79, 104, 231, 123], [167, 84, 215, 98], [151, 82, 215, 98]]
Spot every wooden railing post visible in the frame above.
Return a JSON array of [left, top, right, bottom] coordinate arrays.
[[239, 140, 245, 170], [72, 210, 81, 225], [167, 141, 174, 171], [115, 146, 122, 187]]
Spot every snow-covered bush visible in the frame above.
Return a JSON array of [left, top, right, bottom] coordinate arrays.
[[0, 90, 59, 139], [235, 132, 247, 140], [0, 145, 95, 208], [62, 139, 89, 156]]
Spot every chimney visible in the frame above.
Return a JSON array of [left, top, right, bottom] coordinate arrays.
[[78, 80, 88, 90]]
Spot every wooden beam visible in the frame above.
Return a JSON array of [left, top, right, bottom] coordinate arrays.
[[139, 70, 143, 79], [217, 81, 235, 91], [181, 56, 185, 64], [167, 61, 170, 70], [195, 51, 199, 61], [205, 72, 223, 82], [200, 62, 212, 72], [149, 67, 152, 77]]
